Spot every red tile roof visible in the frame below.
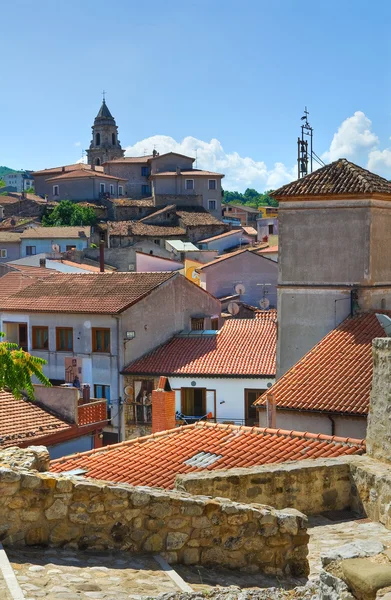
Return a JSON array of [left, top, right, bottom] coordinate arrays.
[[151, 169, 224, 178], [254, 311, 387, 415], [0, 272, 40, 299], [19, 226, 91, 239], [0, 271, 177, 314], [46, 169, 127, 182], [103, 156, 153, 164], [32, 164, 104, 176], [50, 421, 366, 489], [176, 209, 224, 227], [124, 317, 276, 377], [198, 230, 242, 243], [272, 158, 391, 199], [0, 390, 72, 448], [108, 220, 187, 238]]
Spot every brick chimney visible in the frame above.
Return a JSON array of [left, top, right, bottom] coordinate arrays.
[[152, 376, 176, 434]]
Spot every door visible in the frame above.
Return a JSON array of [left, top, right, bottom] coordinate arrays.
[[181, 388, 206, 421], [18, 324, 28, 351], [245, 389, 264, 426]]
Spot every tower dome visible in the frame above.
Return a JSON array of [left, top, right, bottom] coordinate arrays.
[[86, 98, 125, 166]]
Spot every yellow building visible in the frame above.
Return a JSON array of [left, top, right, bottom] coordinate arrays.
[[182, 258, 202, 286], [258, 206, 278, 219]]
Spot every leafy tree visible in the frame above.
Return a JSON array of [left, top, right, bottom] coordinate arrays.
[[0, 179, 5, 188], [0, 332, 51, 399], [223, 187, 278, 209], [25, 186, 35, 193], [42, 200, 97, 227]]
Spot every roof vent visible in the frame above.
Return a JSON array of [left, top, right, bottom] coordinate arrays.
[[184, 451, 222, 468]]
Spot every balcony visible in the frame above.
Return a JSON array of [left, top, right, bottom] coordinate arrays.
[[77, 398, 107, 426]]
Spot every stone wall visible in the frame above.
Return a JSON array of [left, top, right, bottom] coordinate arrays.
[[0, 446, 309, 576], [366, 338, 391, 463], [176, 458, 359, 515]]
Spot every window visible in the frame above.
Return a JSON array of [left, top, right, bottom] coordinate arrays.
[[211, 317, 219, 330], [94, 384, 111, 401], [153, 239, 160, 245], [26, 246, 36, 256], [96, 133, 101, 146], [112, 133, 116, 145], [268, 224, 274, 235], [99, 183, 105, 194], [66, 245, 76, 251], [191, 317, 204, 331], [118, 185, 123, 196], [110, 184, 114, 195], [92, 328, 110, 352], [181, 388, 206, 419], [132, 380, 153, 423], [0, 249, 7, 258], [208, 179, 217, 190], [245, 389, 264, 426], [53, 185, 59, 196], [185, 179, 194, 190], [95, 158, 101, 166], [208, 200, 216, 211], [141, 184, 150, 195], [56, 327, 73, 351], [32, 326, 49, 350], [141, 166, 150, 177]]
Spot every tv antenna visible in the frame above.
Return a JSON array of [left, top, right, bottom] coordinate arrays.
[[257, 282, 271, 310]]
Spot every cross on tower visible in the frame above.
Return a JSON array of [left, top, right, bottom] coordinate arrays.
[[102, 90, 106, 101]]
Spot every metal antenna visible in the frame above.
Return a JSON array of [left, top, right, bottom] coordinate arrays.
[[297, 107, 313, 178]]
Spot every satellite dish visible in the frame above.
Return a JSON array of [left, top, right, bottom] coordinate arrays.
[[52, 243, 60, 252], [124, 385, 133, 397], [227, 302, 240, 315], [235, 283, 246, 295], [259, 297, 270, 309]]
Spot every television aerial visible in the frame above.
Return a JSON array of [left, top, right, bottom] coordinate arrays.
[[234, 283, 246, 295], [259, 297, 270, 310], [227, 302, 240, 315]]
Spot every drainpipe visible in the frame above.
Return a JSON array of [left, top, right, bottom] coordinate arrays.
[[113, 315, 123, 442], [266, 393, 276, 429], [328, 415, 335, 436]]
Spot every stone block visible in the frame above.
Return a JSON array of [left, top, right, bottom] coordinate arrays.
[[146, 502, 172, 518], [131, 491, 151, 506], [143, 533, 163, 552], [25, 526, 49, 546], [166, 532, 189, 550], [342, 558, 391, 600], [45, 499, 68, 520], [182, 548, 200, 565], [166, 517, 189, 529], [321, 540, 385, 566], [50, 522, 81, 544], [21, 473, 42, 489]]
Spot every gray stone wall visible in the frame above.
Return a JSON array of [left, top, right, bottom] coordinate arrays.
[[176, 458, 356, 515], [366, 337, 391, 463], [0, 447, 309, 576]]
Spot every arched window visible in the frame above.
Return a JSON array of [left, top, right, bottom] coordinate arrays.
[[112, 133, 116, 145], [96, 132, 101, 146], [95, 158, 101, 166]]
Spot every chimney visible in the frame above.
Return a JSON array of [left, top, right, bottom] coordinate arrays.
[[39, 258, 46, 268], [152, 377, 176, 433], [152, 149, 158, 158], [176, 167, 181, 175], [99, 240, 105, 272], [91, 164, 95, 171], [62, 166, 65, 172], [266, 393, 276, 429]]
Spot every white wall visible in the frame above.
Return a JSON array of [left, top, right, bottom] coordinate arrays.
[[168, 376, 275, 423], [136, 253, 183, 272]]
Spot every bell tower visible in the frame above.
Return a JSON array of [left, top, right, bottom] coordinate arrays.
[[86, 94, 125, 166]]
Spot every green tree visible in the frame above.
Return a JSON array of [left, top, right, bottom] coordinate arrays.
[[0, 332, 51, 399], [0, 179, 5, 188], [42, 200, 97, 227]]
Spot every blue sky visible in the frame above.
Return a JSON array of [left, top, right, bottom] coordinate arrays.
[[1, 0, 390, 191]]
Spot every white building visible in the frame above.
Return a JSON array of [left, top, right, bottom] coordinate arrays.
[[3, 171, 34, 192]]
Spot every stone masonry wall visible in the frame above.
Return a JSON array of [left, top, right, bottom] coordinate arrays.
[[0, 446, 309, 577], [366, 338, 391, 463], [176, 458, 359, 516]]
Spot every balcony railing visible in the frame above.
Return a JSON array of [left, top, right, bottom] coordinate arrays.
[[77, 399, 107, 426]]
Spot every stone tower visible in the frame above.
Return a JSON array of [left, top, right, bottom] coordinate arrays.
[[86, 99, 125, 166], [274, 158, 391, 377]]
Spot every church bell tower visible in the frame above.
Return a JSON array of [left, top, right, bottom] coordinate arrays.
[[86, 95, 125, 166]]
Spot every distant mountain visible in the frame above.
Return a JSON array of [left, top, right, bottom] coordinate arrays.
[[0, 166, 16, 178]]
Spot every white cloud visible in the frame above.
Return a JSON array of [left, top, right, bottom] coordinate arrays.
[[367, 148, 391, 178], [125, 136, 296, 192], [322, 111, 379, 164], [74, 141, 81, 147]]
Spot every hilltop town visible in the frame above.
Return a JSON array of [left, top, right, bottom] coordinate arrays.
[[2, 98, 391, 600]]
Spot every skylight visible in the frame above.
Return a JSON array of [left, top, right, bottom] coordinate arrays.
[[184, 452, 223, 468]]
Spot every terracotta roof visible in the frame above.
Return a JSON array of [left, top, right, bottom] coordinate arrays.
[[242, 226, 258, 236], [103, 156, 153, 165], [124, 317, 276, 377], [254, 311, 387, 415], [50, 421, 365, 489], [0, 232, 22, 242], [0, 390, 72, 448], [4, 264, 59, 278], [0, 217, 38, 231], [140, 204, 177, 222], [223, 204, 259, 213], [272, 158, 391, 199], [20, 226, 91, 239], [108, 221, 186, 238], [32, 164, 104, 176], [46, 169, 127, 182], [259, 245, 278, 253], [0, 271, 177, 314], [199, 230, 243, 243], [177, 209, 223, 227], [151, 169, 224, 178], [0, 272, 41, 299], [196, 246, 270, 272], [52, 259, 116, 272], [111, 198, 154, 207]]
